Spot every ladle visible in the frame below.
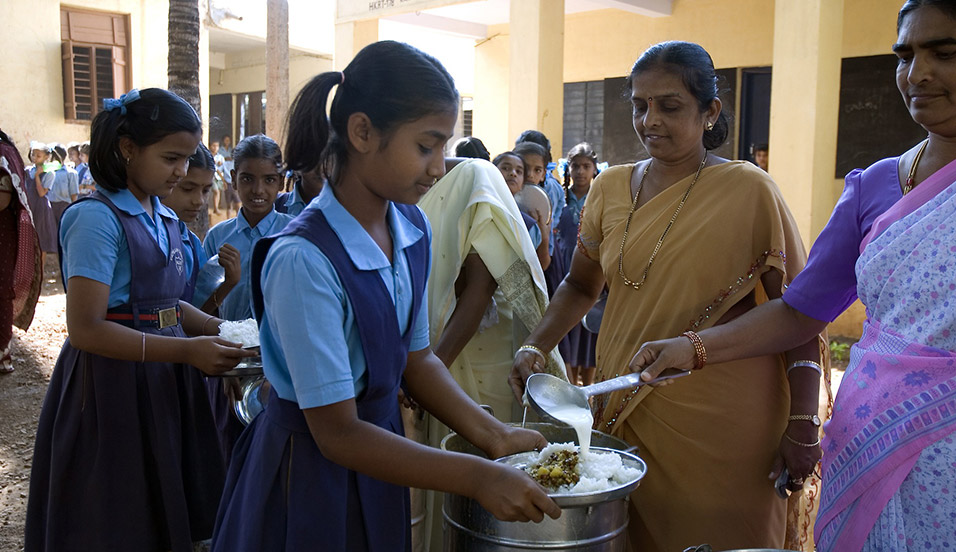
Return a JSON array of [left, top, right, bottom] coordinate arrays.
[[525, 368, 691, 425]]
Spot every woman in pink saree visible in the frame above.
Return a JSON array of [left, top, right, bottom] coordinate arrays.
[[629, 1, 956, 550]]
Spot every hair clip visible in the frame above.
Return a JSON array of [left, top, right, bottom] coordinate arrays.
[[103, 89, 142, 115]]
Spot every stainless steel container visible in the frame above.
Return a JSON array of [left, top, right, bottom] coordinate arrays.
[[441, 424, 644, 551]]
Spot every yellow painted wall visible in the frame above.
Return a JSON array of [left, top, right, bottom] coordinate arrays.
[[209, 52, 333, 98], [2, 0, 170, 159]]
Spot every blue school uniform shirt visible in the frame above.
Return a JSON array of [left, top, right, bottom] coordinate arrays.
[[60, 186, 176, 307], [178, 221, 207, 283], [27, 167, 55, 191], [542, 174, 565, 254], [274, 183, 307, 216], [566, 189, 587, 227], [259, 185, 431, 408], [203, 208, 293, 321], [49, 167, 79, 203]]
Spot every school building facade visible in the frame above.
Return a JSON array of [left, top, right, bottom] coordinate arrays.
[[1, 0, 333, 158]]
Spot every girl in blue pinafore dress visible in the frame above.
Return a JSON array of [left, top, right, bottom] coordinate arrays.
[[160, 143, 218, 304], [554, 143, 601, 386], [211, 41, 562, 552], [25, 88, 255, 552]]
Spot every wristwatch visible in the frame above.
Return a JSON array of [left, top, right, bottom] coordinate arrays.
[[788, 414, 821, 427]]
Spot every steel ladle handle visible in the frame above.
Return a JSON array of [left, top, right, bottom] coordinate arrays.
[[581, 369, 691, 398]]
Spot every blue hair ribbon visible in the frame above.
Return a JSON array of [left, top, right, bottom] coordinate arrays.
[[102, 89, 141, 115]]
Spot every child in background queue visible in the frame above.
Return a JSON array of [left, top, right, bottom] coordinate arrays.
[[211, 41, 560, 551], [25, 88, 253, 552], [48, 144, 79, 228], [24, 144, 57, 265], [202, 134, 292, 322], [555, 143, 601, 386], [515, 130, 564, 241], [274, 166, 324, 216], [209, 141, 225, 215], [493, 151, 549, 266], [201, 134, 292, 460], [512, 143, 553, 271], [77, 143, 94, 196]]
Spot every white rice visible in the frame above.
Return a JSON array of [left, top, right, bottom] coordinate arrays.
[[530, 442, 644, 494], [218, 318, 260, 348]]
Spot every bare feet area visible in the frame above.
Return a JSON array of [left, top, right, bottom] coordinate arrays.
[[0, 255, 65, 551]]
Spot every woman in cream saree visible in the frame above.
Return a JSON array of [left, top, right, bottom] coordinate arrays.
[[409, 158, 566, 551]]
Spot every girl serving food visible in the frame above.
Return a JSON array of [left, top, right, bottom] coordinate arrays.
[[211, 41, 560, 551]]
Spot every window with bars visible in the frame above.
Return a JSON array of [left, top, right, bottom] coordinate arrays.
[[60, 8, 130, 122]]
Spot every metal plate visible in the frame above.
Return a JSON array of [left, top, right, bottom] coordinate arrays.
[[219, 365, 263, 378], [497, 446, 646, 507]]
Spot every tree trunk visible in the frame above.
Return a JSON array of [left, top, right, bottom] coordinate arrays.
[[266, 0, 290, 149], [168, 0, 209, 238]]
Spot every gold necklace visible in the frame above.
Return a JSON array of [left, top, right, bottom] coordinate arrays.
[[903, 139, 928, 195], [618, 154, 708, 291]]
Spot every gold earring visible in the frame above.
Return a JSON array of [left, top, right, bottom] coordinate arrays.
[[125, 157, 130, 166], [705, 122, 714, 131]]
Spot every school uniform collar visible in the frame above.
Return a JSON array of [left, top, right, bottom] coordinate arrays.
[[313, 185, 424, 271], [236, 207, 280, 235], [283, 183, 306, 210], [96, 185, 178, 220]]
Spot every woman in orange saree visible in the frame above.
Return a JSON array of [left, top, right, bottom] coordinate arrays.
[[511, 41, 829, 552]]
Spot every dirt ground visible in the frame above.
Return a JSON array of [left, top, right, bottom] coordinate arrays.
[[0, 254, 66, 552]]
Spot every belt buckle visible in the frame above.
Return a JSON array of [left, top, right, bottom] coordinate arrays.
[[157, 307, 178, 329]]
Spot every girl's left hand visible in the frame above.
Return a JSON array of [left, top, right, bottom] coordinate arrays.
[[482, 425, 549, 460], [769, 421, 822, 492]]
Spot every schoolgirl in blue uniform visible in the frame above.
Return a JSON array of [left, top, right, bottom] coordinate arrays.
[[202, 134, 293, 322], [25, 88, 254, 552], [201, 134, 292, 459], [48, 144, 79, 228], [211, 41, 561, 552], [160, 143, 217, 303]]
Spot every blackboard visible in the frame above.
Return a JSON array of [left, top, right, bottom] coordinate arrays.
[[601, 69, 737, 166], [835, 55, 926, 177]]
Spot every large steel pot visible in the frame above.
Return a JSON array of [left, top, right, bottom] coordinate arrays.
[[441, 423, 644, 551]]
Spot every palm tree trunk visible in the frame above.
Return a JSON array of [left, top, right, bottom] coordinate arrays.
[[168, 0, 209, 237]]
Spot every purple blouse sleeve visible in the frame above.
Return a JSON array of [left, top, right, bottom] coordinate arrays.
[[783, 157, 902, 322]]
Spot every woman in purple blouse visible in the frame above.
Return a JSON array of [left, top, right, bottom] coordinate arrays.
[[631, 1, 956, 550]]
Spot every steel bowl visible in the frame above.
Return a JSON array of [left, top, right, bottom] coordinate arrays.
[[497, 446, 646, 507]]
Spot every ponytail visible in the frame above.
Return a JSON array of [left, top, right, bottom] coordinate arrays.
[[283, 41, 458, 187]]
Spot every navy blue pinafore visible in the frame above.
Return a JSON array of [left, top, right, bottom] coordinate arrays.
[[211, 203, 428, 552], [25, 192, 225, 552]]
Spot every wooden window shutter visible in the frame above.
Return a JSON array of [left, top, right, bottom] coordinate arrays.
[[61, 41, 77, 120], [112, 46, 128, 98]]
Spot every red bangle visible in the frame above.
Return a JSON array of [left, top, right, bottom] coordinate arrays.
[[682, 331, 707, 370]]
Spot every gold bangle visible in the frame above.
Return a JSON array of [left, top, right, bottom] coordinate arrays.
[[517, 345, 546, 362], [784, 432, 821, 448], [681, 331, 707, 370], [141, 332, 146, 363]]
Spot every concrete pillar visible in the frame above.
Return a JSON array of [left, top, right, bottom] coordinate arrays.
[[333, 20, 378, 71], [767, 0, 844, 243], [266, 0, 290, 147], [508, 0, 564, 157], [199, 17, 210, 145]]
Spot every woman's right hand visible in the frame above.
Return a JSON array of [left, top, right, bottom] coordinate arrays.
[[187, 336, 256, 376], [509, 349, 546, 403], [218, 244, 241, 286], [473, 462, 561, 523], [627, 336, 697, 384]]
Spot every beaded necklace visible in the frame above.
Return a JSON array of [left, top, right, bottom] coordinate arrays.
[[617, 154, 708, 291]]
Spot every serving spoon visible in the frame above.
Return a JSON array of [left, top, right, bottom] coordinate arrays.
[[525, 368, 691, 424]]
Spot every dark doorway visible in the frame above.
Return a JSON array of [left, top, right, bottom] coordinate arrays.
[[739, 67, 772, 164], [209, 94, 233, 146]]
